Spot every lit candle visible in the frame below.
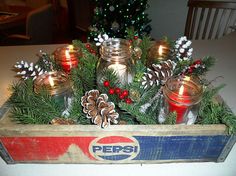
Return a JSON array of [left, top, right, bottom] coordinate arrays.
[[147, 41, 170, 66], [48, 75, 54, 87], [158, 45, 163, 57], [168, 84, 188, 123], [54, 45, 81, 73], [108, 62, 127, 84], [34, 71, 73, 109], [163, 76, 202, 124]]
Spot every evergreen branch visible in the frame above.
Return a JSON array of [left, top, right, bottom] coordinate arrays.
[[97, 68, 121, 104], [221, 106, 236, 134], [126, 27, 137, 40], [197, 85, 236, 134], [164, 112, 177, 125], [9, 80, 62, 124], [119, 102, 156, 124], [72, 40, 98, 91], [36, 52, 61, 71], [192, 56, 215, 76], [139, 35, 152, 64]]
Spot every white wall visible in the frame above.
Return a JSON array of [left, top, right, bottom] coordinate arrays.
[[147, 0, 189, 40]]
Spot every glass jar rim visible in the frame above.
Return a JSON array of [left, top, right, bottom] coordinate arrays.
[[100, 38, 132, 62], [163, 75, 203, 103], [53, 45, 81, 61], [34, 71, 72, 96]]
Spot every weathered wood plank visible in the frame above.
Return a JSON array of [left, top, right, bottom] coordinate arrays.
[[0, 101, 234, 164]]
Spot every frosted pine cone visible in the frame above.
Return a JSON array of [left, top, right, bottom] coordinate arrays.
[[174, 36, 193, 61], [141, 60, 176, 89], [81, 90, 119, 128], [14, 60, 46, 80]]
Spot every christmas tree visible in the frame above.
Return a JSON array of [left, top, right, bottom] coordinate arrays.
[[88, 0, 152, 40]]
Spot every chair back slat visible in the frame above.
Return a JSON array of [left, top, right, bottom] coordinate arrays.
[[208, 9, 219, 39], [185, 6, 193, 37], [215, 9, 226, 39], [190, 8, 198, 39], [223, 10, 234, 35], [203, 8, 212, 39], [185, 0, 236, 40], [196, 8, 205, 39]]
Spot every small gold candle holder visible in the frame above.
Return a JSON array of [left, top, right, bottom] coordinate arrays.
[[147, 40, 170, 66]]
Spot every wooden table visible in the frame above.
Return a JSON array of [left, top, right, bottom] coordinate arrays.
[[0, 33, 236, 175]]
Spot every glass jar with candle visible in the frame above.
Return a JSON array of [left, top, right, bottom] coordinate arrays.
[[147, 40, 170, 66], [54, 45, 81, 73], [34, 71, 73, 111], [97, 38, 133, 85], [162, 75, 203, 124]]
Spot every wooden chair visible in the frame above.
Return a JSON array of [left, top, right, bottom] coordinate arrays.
[[185, 0, 236, 40], [3, 4, 54, 45], [66, 0, 94, 42]]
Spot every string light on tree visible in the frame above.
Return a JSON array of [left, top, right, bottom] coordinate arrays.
[[89, 0, 151, 40]]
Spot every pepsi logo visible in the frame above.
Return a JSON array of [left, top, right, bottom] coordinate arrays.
[[89, 136, 140, 161]]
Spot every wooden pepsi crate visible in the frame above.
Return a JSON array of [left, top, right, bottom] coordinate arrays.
[[0, 102, 235, 164]]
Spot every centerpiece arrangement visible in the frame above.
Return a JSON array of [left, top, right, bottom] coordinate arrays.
[[9, 29, 236, 134]]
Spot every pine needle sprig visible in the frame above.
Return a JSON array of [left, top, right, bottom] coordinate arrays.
[[119, 102, 156, 124], [164, 112, 177, 125], [139, 35, 152, 64], [221, 106, 236, 134], [9, 80, 62, 124], [191, 56, 215, 76], [96, 68, 121, 105], [197, 84, 236, 134], [36, 52, 60, 71], [72, 40, 98, 91]]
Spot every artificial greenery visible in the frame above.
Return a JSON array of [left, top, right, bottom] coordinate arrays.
[[197, 85, 236, 134], [7, 31, 236, 134], [9, 80, 63, 124]]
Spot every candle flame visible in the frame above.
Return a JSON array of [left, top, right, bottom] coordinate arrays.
[[184, 76, 190, 81], [179, 85, 184, 96], [158, 45, 163, 56], [65, 50, 70, 59], [68, 45, 74, 51], [48, 75, 54, 87]]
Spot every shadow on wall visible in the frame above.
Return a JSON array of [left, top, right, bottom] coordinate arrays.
[[147, 0, 188, 40]]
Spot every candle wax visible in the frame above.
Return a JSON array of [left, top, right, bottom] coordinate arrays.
[[168, 100, 188, 124], [108, 63, 127, 84], [61, 58, 78, 73], [167, 86, 191, 124]]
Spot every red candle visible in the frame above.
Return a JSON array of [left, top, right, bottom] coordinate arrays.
[[54, 45, 80, 73], [61, 48, 78, 73], [167, 85, 190, 124]]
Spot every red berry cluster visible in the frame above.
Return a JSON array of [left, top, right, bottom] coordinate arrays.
[[103, 80, 132, 104], [85, 43, 96, 55], [129, 36, 139, 43], [186, 59, 202, 74]]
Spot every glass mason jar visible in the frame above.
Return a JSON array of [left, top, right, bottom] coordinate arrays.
[[53, 45, 81, 73], [97, 38, 133, 85], [162, 75, 203, 124], [34, 71, 73, 111]]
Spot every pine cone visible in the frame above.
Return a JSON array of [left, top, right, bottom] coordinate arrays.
[[81, 90, 119, 128], [174, 36, 193, 61], [14, 60, 46, 80], [141, 60, 176, 89]]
